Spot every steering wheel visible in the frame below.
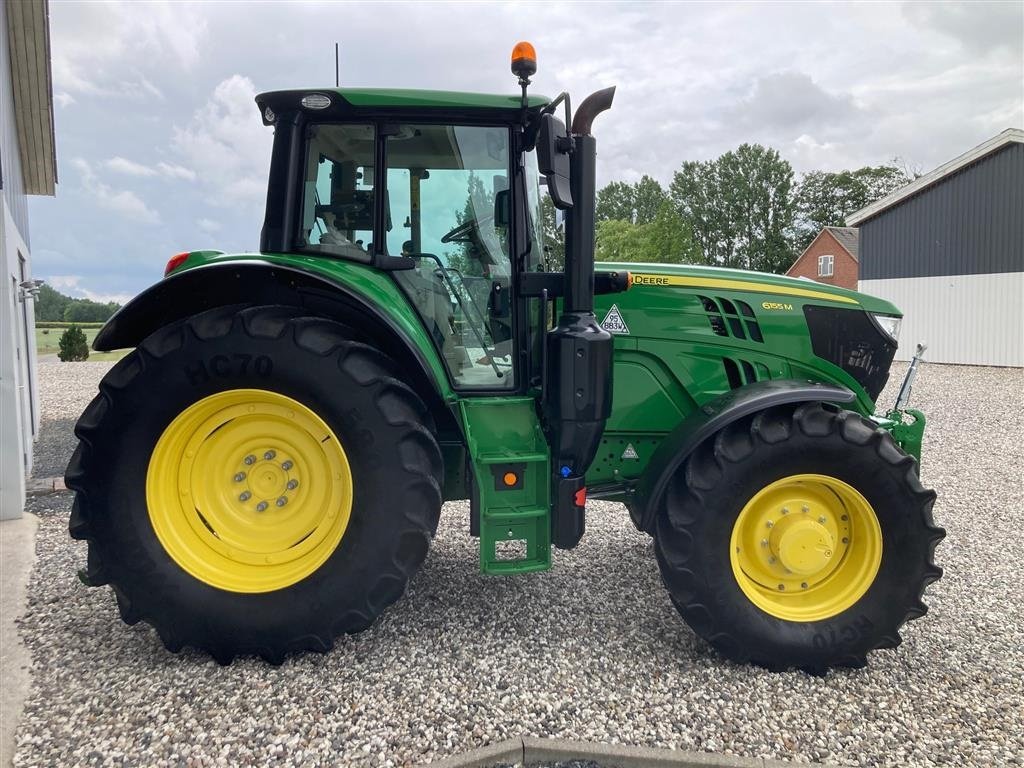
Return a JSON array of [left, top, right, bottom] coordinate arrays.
[[441, 214, 493, 244]]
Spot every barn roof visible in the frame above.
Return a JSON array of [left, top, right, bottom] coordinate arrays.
[[847, 128, 1024, 226]]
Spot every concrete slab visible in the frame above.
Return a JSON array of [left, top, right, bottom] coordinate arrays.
[[1, 512, 38, 768]]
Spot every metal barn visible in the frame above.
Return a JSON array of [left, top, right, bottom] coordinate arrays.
[[850, 129, 1023, 366]]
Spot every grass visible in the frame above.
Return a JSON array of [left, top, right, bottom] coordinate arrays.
[[35, 325, 131, 362]]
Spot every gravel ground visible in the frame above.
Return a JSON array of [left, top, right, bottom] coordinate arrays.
[[14, 359, 1024, 767]]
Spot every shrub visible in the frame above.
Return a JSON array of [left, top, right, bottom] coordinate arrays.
[[42, 329, 50, 335], [58, 325, 90, 362]]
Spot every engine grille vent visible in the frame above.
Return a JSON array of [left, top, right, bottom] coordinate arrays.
[[723, 357, 772, 389], [699, 296, 764, 343]]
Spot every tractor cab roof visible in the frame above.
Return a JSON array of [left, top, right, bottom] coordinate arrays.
[[256, 88, 550, 125]]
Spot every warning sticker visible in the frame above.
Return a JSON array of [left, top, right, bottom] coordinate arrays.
[[601, 304, 630, 334], [621, 443, 639, 460]]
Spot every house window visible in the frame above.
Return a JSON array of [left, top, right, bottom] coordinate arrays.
[[818, 254, 834, 277]]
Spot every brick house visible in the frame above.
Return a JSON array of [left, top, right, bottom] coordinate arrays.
[[785, 226, 858, 290]]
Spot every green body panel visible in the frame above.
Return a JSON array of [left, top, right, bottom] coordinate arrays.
[[586, 262, 901, 491], [459, 398, 551, 574], [329, 88, 549, 111], [172, 250, 455, 402]]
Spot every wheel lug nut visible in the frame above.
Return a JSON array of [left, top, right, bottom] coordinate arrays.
[[276, 497, 288, 507], [818, 516, 827, 524], [801, 582, 809, 589], [842, 537, 849, 544], [239, 491, 251, 502], [234, 472, 246, 482], [802, 505, 810, 513], [281, 460, 293, 471], [768, 556, 776, 564], [264, 450, 276, 460], [766, 521, 774, 528], [244, 455, 256, 465], [777, 584, 785, 591], [760, 539, 769, 547], [287, 479, 299, 490], [841, 514, 848, 521], [781, 507, 789, 515], [256, 501, 268, 512]]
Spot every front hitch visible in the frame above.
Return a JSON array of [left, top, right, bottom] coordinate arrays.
[[873, 343, 928, 464]]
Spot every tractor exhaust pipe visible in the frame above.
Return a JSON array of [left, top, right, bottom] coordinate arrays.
[[543, 86, 616, 550], [564, 86, 615, 314]]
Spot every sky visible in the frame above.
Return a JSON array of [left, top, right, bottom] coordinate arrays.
[[28, 0, 1024, 304]]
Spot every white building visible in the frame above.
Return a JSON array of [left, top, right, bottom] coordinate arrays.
[[850, 129, 1023, 367], [1, 0, 57, 520]]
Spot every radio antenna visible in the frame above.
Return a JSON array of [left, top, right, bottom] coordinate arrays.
[[334, 43, 339, 87]]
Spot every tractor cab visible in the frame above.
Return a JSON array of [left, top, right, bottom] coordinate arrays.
[[256, 89, 555, 391]]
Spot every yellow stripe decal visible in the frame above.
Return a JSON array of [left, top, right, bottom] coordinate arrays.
[[630, 274, 860, 305]]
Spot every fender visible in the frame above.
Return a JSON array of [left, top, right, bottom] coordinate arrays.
[[630, 379, 856, 534], [95, 259, 456, 416]]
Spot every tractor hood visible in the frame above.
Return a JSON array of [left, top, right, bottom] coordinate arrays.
[[598, 262, 901, 316]]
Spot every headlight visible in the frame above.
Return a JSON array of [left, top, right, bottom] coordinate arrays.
[[871, 313, 902, 343]]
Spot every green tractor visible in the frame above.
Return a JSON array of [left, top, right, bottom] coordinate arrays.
[[67, 44, 943, 672]]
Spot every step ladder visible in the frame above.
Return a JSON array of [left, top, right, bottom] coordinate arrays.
[[459, 397, 551, 574]]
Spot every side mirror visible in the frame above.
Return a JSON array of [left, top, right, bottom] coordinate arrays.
[[494, 188, 510, 229], [537, 114, 573, 209]]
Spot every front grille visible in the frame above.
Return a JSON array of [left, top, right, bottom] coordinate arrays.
[[803, 306, 897, 400], [699, 296, 764, 342]]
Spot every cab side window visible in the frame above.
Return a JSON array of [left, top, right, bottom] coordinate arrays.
[[299, 124, 375, 260]]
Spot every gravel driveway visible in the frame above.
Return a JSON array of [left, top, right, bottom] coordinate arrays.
[[14, 359, 1024, 767]]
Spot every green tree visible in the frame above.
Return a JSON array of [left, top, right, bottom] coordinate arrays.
[[793, 165, 910, 250], [594, 219, 640, 262], [57, 325, 89, 362], [632, 175, 667, 225], [538, 195, 565, 271], [639, 201, 701, 264], [63, 299, 119, 323], [670, 143, 796, 274], [595, 203, 702, 265], [596, 176, 667, 225], [595, 181, 635, 223], [33, 283, 71, 322]]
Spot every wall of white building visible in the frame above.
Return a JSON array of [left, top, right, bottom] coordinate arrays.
[[859, 271, 1024, 367], [1, 0, 41, 521]]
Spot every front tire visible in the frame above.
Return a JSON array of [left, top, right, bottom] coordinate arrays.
[[654, 402, 944, 673], [67, 305, 443, 664]]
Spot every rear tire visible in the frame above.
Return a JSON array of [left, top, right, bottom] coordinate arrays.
[[654, 402, 944, 673], [66, 305, 443, 664]]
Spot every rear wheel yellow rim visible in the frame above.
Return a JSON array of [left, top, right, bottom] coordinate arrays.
[[730, 474, 881, 622], [146, 389, 352, 593]]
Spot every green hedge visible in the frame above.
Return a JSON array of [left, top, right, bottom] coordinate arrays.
[[36, 321, 104, 329]]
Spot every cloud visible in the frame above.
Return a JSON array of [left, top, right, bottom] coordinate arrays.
[[106, 156, 157, 177], [46, 275, 134, 305], [171, 75, 272, 207], [72, 158, 161, 224], [49, 1, 207, 98], [156, 162, 196, 181], [197, 218, 221, 233], [731, 72, 860, 137], [903, 1, 1024, 56], [106, 157, 196, 181], [54, 92, 75, 108]]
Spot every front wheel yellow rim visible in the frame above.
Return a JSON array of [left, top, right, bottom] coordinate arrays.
[[730, 474, 882, 622], [146, 389, 353, 593]]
